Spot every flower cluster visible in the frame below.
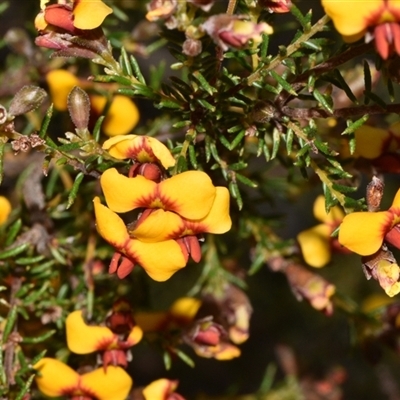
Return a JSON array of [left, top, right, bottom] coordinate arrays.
[[94, 135, 232, 282], [34, 301, 186, 399]]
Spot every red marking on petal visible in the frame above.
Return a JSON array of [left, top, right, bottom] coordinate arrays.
[[102, 349, 128, 369], [392, 23, 400, 55]]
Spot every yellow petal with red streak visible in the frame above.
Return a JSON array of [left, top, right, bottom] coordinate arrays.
[[80, 366, 132, 400], [159, 171, 216, 219], [321, 0, 383, 38], [66, 310, 115, 354], [126, 240, 187, 281], [34, 358, 79, 397], [131, 209, 183, 242], [338, 211, 390, 255], [143, 379, 178, 400], [100, 168, 157, 213], [93, 197, 130, 247]]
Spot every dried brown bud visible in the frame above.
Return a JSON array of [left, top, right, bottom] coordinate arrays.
[[67, 86, 90, 131], [9, 86, 47, 116], [366, 176, 384, 212], [11, 136, 31, 154], [30, 133, 45, 148]]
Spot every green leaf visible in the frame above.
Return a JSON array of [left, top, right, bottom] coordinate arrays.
[[269, 70, 298, 96], [192, 71, 217, 96], [333, 69, 358, 104], [341, 115, 368, 135], [130, 54, 146, 84], [0, 243, 29, 260], [38, 104, 53, 139], [236, 173, 258, 188], [313, 88, 333, 113]]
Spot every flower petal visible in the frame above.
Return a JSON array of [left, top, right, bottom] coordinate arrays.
[[34, 358, 79, 397], [73, 0, 113, 30], [103, 135, 176, 168], [100, 169, 157, 213], [131, 209, 183, 242], [66, 310, 115, 354], [354, 125, 390, 159], [321, 0, 383, 39], [297, 224, 331, 268], [127, 325, 144, 345], [126, 240, 187, 281], [338, 211, 390, 255], [46, 70, 79, 111], [134, 311, 169, 332], [169, 297, 202, 321], [159, 171, 216, 219], [313, 195, 344, 224], [80, 366, 132, 400], [91, 95, 139, 137], [0, 196, 11, 226], [93, 197, 130, 248], [189, 186, 231, 234], [390, 188, 400, 208], [143, 379, 179, 400]]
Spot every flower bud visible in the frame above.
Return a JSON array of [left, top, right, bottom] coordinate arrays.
[[146, 0, 177, 22], [259, 0, 292, 13], [67, 86, 90, 131], [182, 38, 202, 56], [185, 317, 224, 346], [202, 14, 273, 51], [8, 86, 47, 116]]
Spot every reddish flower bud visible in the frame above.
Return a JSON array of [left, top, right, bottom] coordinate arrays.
[[259, 0, 292, 13], [9, 85, 47, 117], [68, 86, 91, 131], [44, 4, 75, 34]]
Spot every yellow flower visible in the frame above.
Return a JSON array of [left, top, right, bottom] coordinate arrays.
[[339, 188, 400, 256], [39, 0, 112, 31], [0, 196, 11, 226], [46, 69, 139, 135], [297, 196, 345, 268], [353, 121, 400, 159], [322, 0, 400, 59], [102, 135, 176, 168], [34, 358, 132, 400], [93, 197, 187, 281], [66, 310, 143, 367], [143, 379, 184, 400]]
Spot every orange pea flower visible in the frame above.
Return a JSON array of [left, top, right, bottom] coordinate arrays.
[[95, 168, 231, 279], [339, 188, 400, 256], [102, 135, 176, 169], [142, 379, 185, 400], [66, 310, 143, 367], [37, 0, 112, 32], [34, 358, 132, 400], [322, 0, 400, 59], [297, 195, 346, 268]]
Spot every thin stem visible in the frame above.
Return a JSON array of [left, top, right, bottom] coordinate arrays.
[[247, 14, 331, 86], [226, 0, 237, 15]]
